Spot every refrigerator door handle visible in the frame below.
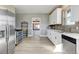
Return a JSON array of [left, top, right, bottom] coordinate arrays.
[[5, 25, 9, 54], [5, 26, 8, 40]]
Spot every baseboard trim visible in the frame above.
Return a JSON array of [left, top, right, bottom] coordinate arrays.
[[40, 35, 47, 37], [28, 35, 32, 37], [28, 35, 47, 37]]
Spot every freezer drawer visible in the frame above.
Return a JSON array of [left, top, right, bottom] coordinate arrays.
[[0, 38, 7, 54], [8, 36, 15, 54]]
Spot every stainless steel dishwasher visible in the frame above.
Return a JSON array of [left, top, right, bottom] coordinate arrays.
[[62, 34, 76, 54]]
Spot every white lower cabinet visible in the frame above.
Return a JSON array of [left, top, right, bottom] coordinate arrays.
[[47, 30, 62, 45], [47, 29, 63, 53], [47, 30, 51, 39], [54, 32, 62, 45]]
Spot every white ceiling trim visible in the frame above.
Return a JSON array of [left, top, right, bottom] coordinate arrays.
[[15, 5, 57, 14]]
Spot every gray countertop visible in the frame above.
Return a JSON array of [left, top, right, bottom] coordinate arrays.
[[62, 32, 79, 39], [48, 29, 79, 39]]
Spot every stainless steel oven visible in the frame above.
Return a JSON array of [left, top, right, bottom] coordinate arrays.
[[62, 34, 76, 54]]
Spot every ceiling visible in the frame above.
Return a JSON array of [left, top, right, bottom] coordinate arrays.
[[15, 5, 57, 14]]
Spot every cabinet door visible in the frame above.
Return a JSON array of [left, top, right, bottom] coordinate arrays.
[[51, 31, 62, 46], [57, 8, 62, 24], [53, 9, 57, 24], [49, 12, 56, 25], [49, 8, 62, 25], [49, 15, 52, 24], [55, 32, 62, 45], [47, 30, 50, 39], [51, 12, 55, 24], [51, 31, 55, 44], [53, 32, 58, 45], [49, 31, 52, 41], [47, 30, 51, 40], [52, 8, 62, 24]]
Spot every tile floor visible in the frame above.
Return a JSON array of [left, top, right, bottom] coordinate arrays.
[[14, 37, 57, 54]]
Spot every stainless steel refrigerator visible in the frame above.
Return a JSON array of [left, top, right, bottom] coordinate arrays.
[[0, 9, 15, 54], [7, 15, 15, 54]]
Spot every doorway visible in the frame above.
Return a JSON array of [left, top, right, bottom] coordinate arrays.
[[32, 17, 41, 38]]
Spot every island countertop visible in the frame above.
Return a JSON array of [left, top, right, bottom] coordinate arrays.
[[62, 32, 79, 40]]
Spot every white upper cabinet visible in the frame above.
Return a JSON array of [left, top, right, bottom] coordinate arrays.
[[56, 8, 62, 24], [49, 14, 51, 24], [47, 29, 62, 46], [49, 8, 62, 25]]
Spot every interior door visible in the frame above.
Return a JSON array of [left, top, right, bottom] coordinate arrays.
[[32, 20, 40, 38]]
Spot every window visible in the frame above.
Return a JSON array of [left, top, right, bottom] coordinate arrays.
[[33, 21, 40, 30], [66, 9, 75, 25], [32, 17, 40, 30]]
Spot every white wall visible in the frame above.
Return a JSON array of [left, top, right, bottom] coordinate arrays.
[[16, 14, 49, 37]]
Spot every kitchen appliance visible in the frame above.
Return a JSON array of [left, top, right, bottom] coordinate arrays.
[[0, 26, 7, 54], [62, 34, 76, 54], [15, 29, 23, 45], [7, 13, 15, 54], [0, 9, 15, 54]]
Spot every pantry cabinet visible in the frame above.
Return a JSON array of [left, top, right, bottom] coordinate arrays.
[[49, 8, 62, 25]]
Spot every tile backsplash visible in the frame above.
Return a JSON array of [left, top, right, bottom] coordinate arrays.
[[49, 24, 79, 33]]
